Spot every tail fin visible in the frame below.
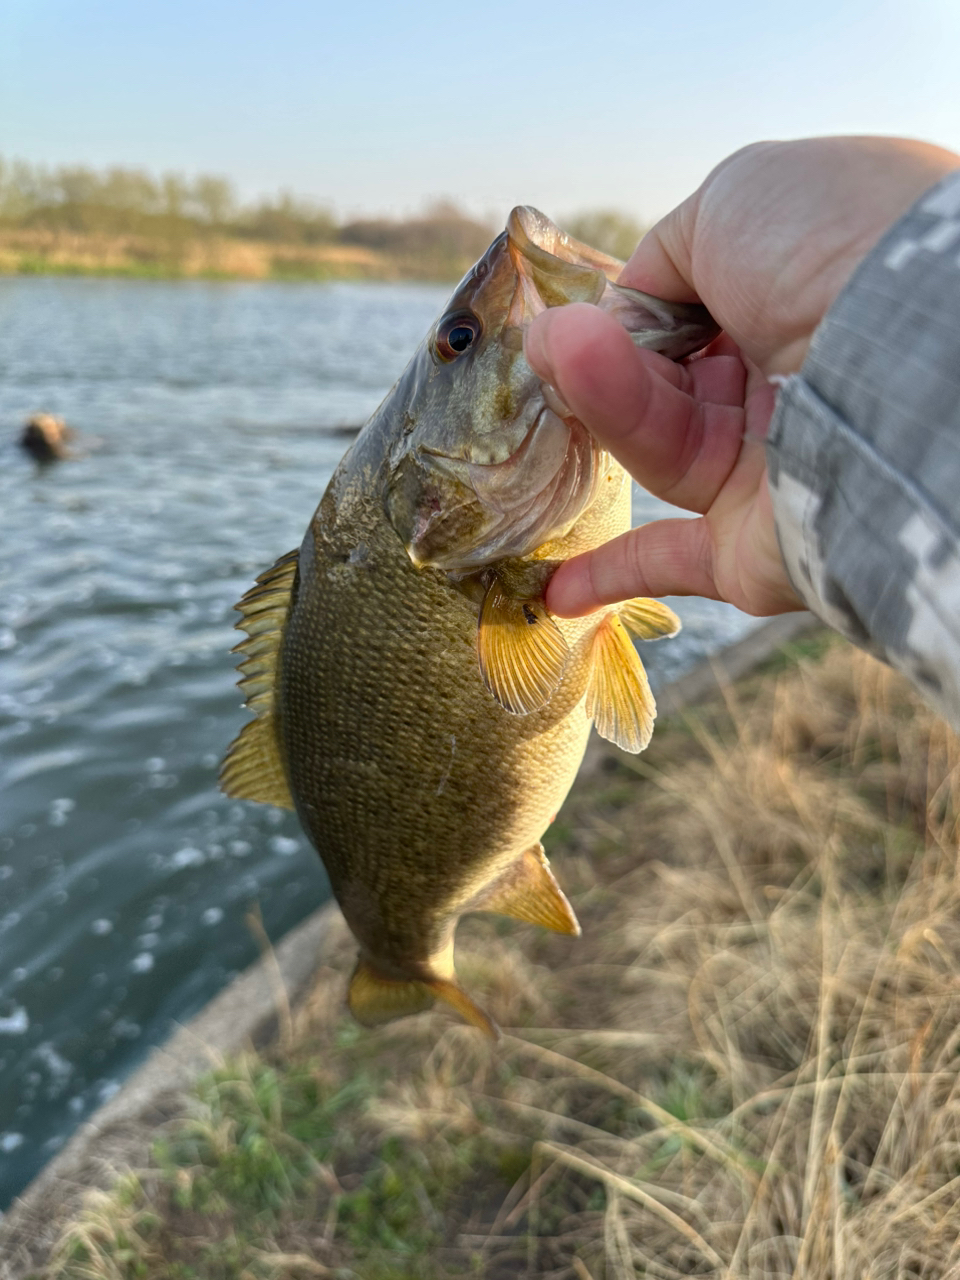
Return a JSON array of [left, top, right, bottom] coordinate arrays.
[[347, 959, 500, 1040], [348, 960, 435, 1026], [425, 977, 501, 1040]]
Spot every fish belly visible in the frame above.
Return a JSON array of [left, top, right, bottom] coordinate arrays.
[[279, 518, 593, 973]]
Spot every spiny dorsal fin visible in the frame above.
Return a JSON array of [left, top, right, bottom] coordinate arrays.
[[587, 613, 656, 754], [618, 597, 682, 641], [474, 843, 580, 937], [477, 578, 569, 715], [219, 549, 299, 809]]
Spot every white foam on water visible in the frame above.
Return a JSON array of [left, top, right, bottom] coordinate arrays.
[[35, 1042, 73, 1086], [0, 1007, 29, 1036], [111, 1019, 141, 1041], [170, 846, 205, 869]]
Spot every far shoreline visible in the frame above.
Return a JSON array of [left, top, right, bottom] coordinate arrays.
[[0, 228, 472, 285]]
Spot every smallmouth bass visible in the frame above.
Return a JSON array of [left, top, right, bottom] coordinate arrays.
[[222, 208, 718, 1037]]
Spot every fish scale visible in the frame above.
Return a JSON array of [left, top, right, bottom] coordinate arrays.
[[222, 207, 716, 1036]]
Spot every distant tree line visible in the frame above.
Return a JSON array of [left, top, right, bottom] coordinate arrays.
[[562, 210, 648, 262], [0, 157, 647, 273], [0, 159, 495, 259]]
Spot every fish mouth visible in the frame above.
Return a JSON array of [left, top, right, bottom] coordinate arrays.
[[387, 407, 603, 572]]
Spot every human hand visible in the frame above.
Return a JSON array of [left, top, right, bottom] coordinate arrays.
[[526, 136, 960, 617]]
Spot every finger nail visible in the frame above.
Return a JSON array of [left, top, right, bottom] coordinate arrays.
[[541, 380, 572, 419]]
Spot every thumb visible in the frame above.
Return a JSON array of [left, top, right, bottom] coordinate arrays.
[[617, 191, 702, 303]]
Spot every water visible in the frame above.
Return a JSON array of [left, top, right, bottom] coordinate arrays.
[[0, 276, 755, 1208]]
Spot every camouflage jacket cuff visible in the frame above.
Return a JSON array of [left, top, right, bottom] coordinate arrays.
[[766, 167, 960, 727]]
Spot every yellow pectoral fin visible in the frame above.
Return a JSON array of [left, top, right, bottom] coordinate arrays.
[[587, 613, 657, 754], [475, 843, 581, 937], [618, 597, 682, 641], [477, 579, 569, 715], [219, 548, 299, 809]]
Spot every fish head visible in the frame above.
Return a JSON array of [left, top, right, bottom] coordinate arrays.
[[385, 206, 718, 572]]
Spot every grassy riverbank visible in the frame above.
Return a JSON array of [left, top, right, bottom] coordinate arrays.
[[0, 227, 466, 283], [18, 631, 960, 1278], [0, 159, 646, 282]]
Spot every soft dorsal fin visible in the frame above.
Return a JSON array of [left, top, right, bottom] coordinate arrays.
[[586, 613, 657, 754], [473, 843, 580, 936], [618, 597, 681, 641], [477, 578, 569, 715], [219, 549, 299, 809]]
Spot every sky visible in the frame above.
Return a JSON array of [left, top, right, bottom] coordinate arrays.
[[2, 0, 959, 225]]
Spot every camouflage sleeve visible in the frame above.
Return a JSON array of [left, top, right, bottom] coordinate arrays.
[[766, 167, 960, 728]]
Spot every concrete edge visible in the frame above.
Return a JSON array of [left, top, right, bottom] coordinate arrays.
[[0, 610, 821, 1270], [0, 905, 350, 1274]]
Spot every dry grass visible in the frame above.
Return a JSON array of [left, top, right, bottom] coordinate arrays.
[[0, 228, 432, 282], [42, 636, 960, 1278]]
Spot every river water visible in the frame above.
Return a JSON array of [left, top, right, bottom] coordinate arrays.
[[0, 276, 755, 1208]]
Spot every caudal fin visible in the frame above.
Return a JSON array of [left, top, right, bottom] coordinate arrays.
[[348, 960, 500, 1040]]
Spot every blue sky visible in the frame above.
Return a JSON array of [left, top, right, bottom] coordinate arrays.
[[2, 0, 959, 224]]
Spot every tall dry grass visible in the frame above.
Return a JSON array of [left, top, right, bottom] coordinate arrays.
[[353, 640, 960, 1277], [37, 637, 960, 1279]]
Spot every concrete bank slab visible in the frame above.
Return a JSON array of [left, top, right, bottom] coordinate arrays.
[[0, 610, 820, 1275]]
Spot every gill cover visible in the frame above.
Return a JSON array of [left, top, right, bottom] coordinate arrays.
[[385, 207, 718, 572]]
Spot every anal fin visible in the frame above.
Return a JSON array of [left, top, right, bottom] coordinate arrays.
[[587, 613, 656, 754], [477, 577, 569, 715], [474, 843, 580, 937]]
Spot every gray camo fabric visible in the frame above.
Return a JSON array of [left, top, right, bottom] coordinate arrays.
[[767, 167, 960, 728]]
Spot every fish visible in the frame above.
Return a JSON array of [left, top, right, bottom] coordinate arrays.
[[221, 207, 719, 1039]]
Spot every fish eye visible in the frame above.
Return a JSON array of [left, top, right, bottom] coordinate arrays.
[[435, 313, 481, 362]]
